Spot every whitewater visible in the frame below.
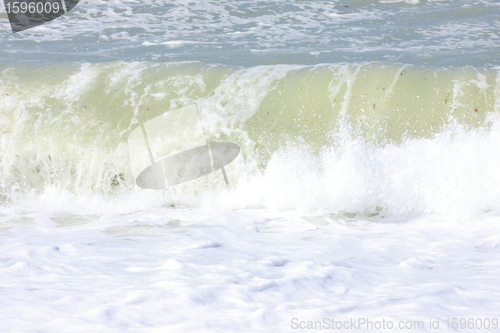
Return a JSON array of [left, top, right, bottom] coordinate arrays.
[[1, 0, 500, 332]]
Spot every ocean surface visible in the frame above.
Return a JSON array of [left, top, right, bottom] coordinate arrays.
[[1, 0, 500, 332]]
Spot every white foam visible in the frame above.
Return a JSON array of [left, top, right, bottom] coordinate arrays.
[[1, 206, 499, 331], [209, 119, 500, 218]]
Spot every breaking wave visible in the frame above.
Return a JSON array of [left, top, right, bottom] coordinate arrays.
[[1, 61, 499, 216]]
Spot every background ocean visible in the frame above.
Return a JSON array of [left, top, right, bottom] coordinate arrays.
[[1, 1, 500, 332]]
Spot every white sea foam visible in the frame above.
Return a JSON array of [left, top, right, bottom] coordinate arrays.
[[204, 119, 500, 219], [1, 0, 499, 330], [0, 203, 499, 331], [0, 59, 499, 331]]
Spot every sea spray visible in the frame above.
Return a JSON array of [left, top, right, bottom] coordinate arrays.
[[0, 61, 499, 216]]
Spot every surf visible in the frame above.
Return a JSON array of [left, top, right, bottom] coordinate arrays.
[[0, 61, 499, 216]]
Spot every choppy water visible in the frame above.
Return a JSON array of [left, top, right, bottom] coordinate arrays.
[[0, 0, 499, 66], [1, 2, 500, 331]]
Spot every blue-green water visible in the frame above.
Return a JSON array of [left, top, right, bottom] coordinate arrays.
[[0, 0, 499, 67], [2, 2, 500, 332], [0, 0, 500, 205]]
